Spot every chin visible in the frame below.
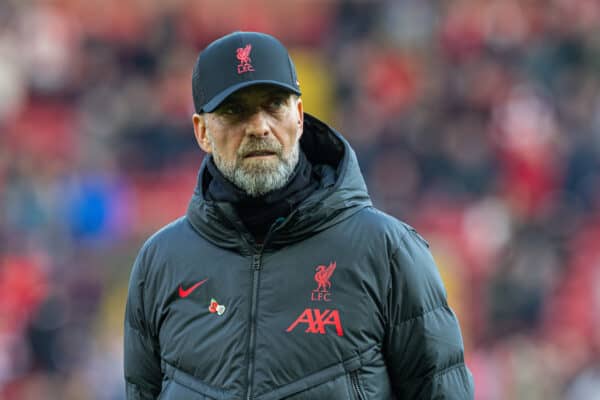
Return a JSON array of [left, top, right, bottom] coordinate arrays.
[[242, 158, 280, 172]]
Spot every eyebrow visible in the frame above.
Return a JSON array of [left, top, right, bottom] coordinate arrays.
[[230, 88, 290, 102]]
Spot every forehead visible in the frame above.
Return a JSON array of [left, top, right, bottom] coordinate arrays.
[[222, 84, 292, 103]]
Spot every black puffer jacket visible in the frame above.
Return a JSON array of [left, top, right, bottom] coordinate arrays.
[[124, 114, 474, 399]]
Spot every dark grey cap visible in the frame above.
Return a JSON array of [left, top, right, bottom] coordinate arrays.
[[192, 31, 301, 113]]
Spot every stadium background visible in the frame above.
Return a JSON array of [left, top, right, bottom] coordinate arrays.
[[1, 0, 600, 398]]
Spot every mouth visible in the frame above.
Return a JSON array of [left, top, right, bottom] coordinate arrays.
[[243, 150, 277, 158]]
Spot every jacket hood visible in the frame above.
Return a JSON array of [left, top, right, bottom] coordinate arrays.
[[186, 113, 372, 253]]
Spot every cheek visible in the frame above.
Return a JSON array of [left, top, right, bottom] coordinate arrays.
[[282, 115, 302, 147], [223, 140, 245, 161], [209, 125, 244, 156], [291, 125, 303, 148]]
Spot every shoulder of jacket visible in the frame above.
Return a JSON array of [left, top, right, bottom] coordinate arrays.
[[135, 216, 189, 268], [357, 208, 429, 245], [145, 216, 188, 244], [343, 208, 431, 267]]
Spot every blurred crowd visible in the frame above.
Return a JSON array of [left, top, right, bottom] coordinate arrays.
[[2, 0, 600, 398]]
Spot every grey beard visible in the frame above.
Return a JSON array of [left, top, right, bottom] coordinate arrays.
[[214, 143, 300, 197]]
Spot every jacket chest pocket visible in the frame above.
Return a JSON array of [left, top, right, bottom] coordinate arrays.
[[265, 366, 369, 400], [256, 350, 377, 400], [271, 369, 360, 400], [158, 362, 236, 400], [159, 379, 216, 400]]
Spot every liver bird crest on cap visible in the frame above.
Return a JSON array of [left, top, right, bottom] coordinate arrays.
[[236, 44, 254, 74]]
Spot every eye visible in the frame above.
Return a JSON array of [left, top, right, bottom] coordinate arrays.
[[268, 96, 287, 110], [218, 102, 244, 116]]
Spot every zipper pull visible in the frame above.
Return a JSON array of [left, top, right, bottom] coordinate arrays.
[[252, 254, 261, 270]]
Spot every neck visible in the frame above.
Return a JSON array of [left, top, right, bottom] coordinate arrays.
[[206, 150, 318, 241]]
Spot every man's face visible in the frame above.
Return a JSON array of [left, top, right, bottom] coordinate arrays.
[[193, 85, 304, 197]]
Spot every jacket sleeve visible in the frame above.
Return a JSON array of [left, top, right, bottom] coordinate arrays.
[[124, 247, 163, 399], [385, 227, 474, 399]]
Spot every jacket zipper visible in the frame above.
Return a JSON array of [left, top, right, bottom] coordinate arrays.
[[245, 219, 283, 400], [349, 370, 366, 400], [245, 252, 262, 400]]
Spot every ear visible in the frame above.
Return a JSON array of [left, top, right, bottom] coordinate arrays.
[[192, 113, 212, 153], [296, 97, 304, 138]]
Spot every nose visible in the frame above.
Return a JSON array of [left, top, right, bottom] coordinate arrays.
[[243, 109, 270, 137]]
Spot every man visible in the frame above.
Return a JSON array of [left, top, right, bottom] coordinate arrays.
[[124, 31, 474, 399]]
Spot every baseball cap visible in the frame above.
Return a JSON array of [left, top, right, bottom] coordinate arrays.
[[192, 31, 301, 113]]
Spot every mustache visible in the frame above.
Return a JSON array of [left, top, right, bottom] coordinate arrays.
[[238, 138, 282, 157]]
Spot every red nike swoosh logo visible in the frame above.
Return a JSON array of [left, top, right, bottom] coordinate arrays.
[[178, 279, 208, 298]]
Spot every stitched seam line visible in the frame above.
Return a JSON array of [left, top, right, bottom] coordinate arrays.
[[163, 361, 232, 398], [396, 361, 467, 390], [397, 304, 448, 326], [433, 362, 466, 378], [386, 227, 411, 313]]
